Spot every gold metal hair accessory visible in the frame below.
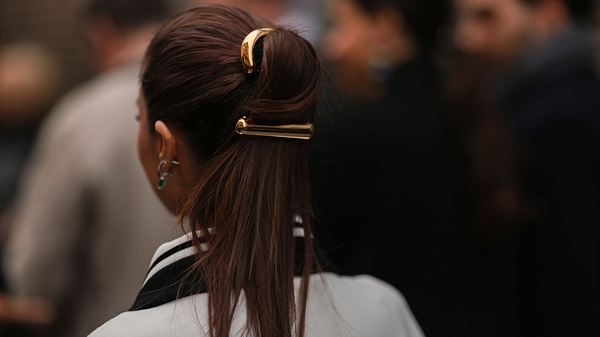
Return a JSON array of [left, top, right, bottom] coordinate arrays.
[[235, 117, 314, 140], [241, 28, 274, 75]]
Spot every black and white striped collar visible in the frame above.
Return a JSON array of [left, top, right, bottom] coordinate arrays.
[[130, 226, 309, 311]]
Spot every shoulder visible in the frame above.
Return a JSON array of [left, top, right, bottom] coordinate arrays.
[[314, 273, 405, 306], [305, 273, 424, 337], [511, 71, 600, 134], [54, 65, 138, 120], [89, 295, 210, 337], [91, 273, 423, 337], [30, 65, 141, 174], [40, 65, 139, 142]]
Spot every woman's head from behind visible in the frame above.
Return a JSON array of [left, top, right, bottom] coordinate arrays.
[[136, 5, 321, 337], [137, 5, 320, 212]]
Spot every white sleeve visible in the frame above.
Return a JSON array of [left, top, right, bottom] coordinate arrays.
[[389, 289, 425, 337], [359, 275, 426, 337]]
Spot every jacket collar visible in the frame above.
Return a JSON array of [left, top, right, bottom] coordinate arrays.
[[130, 226, 311, 311]]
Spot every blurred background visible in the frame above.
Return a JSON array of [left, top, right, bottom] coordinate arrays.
[[1, 0, 599, 336]]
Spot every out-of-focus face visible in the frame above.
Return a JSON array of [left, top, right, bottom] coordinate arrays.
[[0, 46, 59, 126], [454, 0, 536, 62], [323, 0, 376, 92]]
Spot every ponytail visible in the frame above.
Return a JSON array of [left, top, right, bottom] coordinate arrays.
[[142, 6, 322, 337]]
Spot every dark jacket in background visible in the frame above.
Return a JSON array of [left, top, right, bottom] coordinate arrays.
[[503, 26, 600, 337], [311, 57, 470, 337]]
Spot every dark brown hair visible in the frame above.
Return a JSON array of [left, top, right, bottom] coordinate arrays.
[[443, 52, 529, 241], [350, 0, 450, 52], [86, 0, 169, 31], [520, 0, 597, 22], [141, 5, 322, 337]]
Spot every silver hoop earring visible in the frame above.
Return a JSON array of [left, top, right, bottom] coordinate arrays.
[[156, 159, 180, 190]]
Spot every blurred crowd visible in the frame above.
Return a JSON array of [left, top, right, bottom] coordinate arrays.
[[0, 0, 599, 336]]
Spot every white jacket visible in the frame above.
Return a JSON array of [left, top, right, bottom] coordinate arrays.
[[90, 230, 425, 337]]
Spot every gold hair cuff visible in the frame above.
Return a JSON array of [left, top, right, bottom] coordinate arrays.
[[241, 28, 274, 75], [235, 117, 313, 140]]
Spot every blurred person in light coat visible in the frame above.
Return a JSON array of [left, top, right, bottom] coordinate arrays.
[[4, 0, 178, 336]]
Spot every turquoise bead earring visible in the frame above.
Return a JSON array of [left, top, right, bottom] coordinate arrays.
[[156, 159, 180, 190]]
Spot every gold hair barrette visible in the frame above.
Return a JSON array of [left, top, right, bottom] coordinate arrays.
[[241, 28, 274, 75], [235, 117, 314, 140]]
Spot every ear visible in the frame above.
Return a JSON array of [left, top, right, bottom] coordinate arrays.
[[154, 120, 177, 162]]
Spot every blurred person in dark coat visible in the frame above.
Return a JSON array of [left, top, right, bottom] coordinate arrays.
[[4, 1, 178, 336], [0, 44, 59, 236], [453, 0, 600, 336], [311, 1, 469, 337]]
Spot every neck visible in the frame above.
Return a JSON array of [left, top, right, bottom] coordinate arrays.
[[360, 34, 417, 100]]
